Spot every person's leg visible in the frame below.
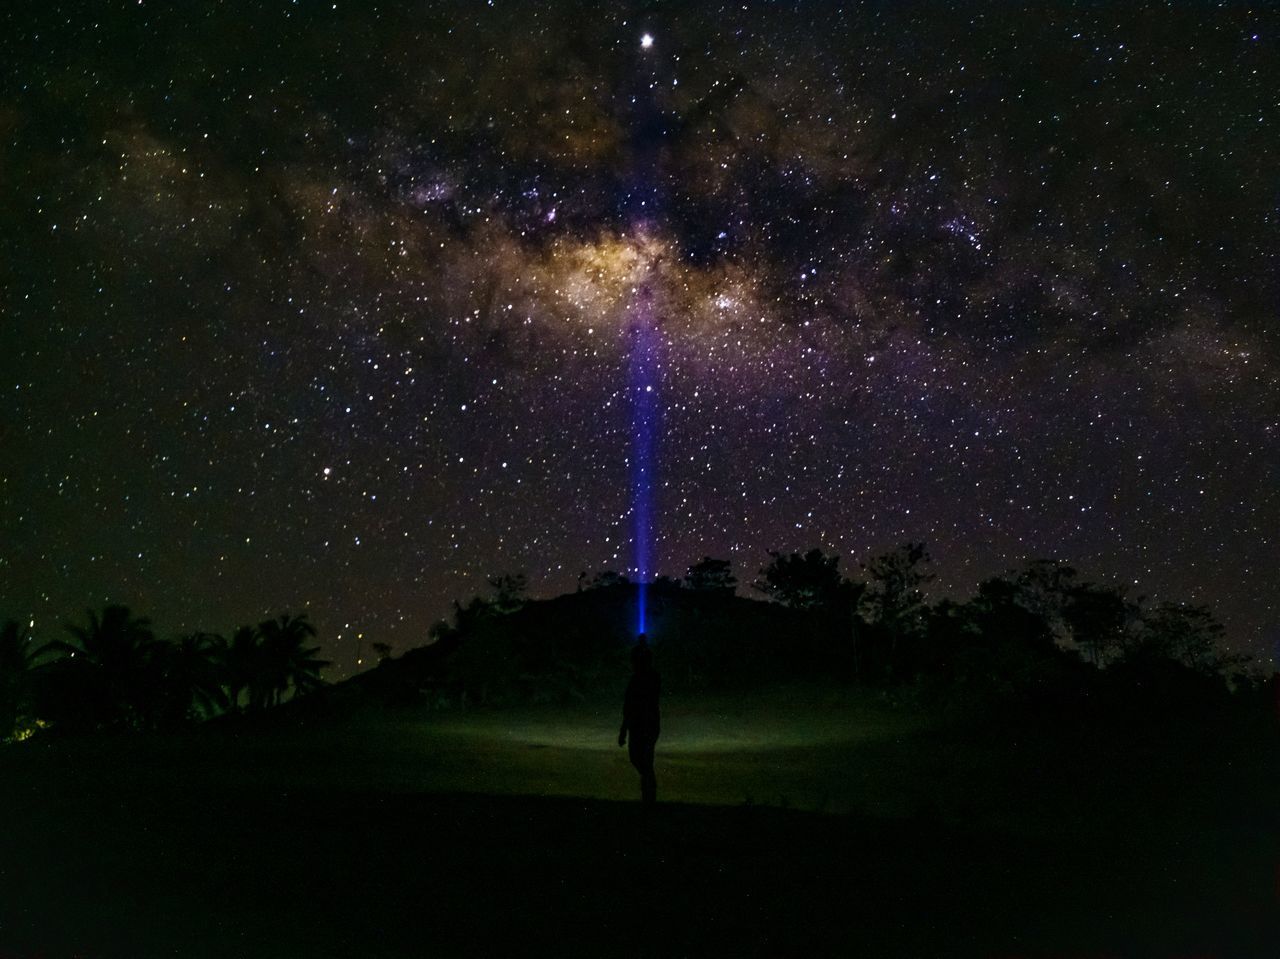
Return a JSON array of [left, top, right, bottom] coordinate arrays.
[[634, 738, 656, 806], [628, 739, 647, 800]]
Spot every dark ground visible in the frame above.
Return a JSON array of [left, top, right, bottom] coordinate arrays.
[[1, 692, 1276, 958]]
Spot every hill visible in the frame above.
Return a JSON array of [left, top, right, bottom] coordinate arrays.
[[329, 584, 839, 712]]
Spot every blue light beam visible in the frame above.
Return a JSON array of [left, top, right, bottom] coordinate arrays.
[[629, 285, 660, 635], [622, 36, 668, 639]]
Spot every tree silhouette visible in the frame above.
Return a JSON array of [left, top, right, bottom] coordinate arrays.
[[922, 576, 1069, 692], [586, 570, 630, 590], [255, 613, 329, 708], [155, 632, 229, 723], [1128, 602, 1238, 675], [222, 624, 260, 713], [1013, 559, 1078, 639], [861, 543, 933, 633], [37, 605, 160, 730], [0, 620, 38, 741], [685, 557, 737, 594], [1063, 583, 1134, 666], [753, 549, 843, 610], [859, 543, 934, 677], [970, 576, 1056, 650], [487, 573, 528, 613]]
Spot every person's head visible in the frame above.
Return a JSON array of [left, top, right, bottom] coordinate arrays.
[[631, 636, 652, 671]]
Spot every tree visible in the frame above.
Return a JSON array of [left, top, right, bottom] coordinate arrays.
[[1013, 559, 1078, 639], [371, 641, 393, 663], [685, 557, 737, 595], [37, 605, 160, 730], [970, 576, 1056, 650], [861, 543, 933, 638], [255, 613, 329, 708], [1063, 583, 1134, 666], [222, 625, 260, 713], [585, 570, 630, 590], [154, 632, 229, 723], [933, 578, 1063, 688], [1128, 603, 1237, 675], [0, 620, 38, 741], [753, 549, 843, 610], [487, 573, 528, 613]]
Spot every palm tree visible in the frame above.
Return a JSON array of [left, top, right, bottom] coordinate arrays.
[[156, 632, 230, 723], [38, 605, 159, 730], [255, 613, 330, 708], [0, 619, 38, 740], [221, 625, 259, 713]]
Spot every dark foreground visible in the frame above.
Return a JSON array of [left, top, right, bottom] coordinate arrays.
[[1, 791, 1275, 959], [1, 696, 1277, 958], [2, 789, 1276, 957]]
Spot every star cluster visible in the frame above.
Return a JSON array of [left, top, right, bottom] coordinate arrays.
[[2, 2, 1277, 671]]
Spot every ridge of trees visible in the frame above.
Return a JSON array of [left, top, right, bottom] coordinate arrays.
[[542, 545, 1251, 684], [442, 547, 1260, 704], [2, 543, 1266, 741], [0, 609, 329, 742]]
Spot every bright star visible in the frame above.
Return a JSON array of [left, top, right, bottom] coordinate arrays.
[[640, 33, 654, 50]]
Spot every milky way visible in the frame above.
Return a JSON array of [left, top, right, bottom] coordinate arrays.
[[2, 2, 1277, 671]]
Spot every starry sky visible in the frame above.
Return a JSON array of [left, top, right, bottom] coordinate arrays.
[[2, 1, 1277, 673]]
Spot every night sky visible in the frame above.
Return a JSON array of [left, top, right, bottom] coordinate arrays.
[[2, 2, 1277, 673]]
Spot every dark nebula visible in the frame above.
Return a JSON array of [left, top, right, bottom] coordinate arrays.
[[2, 2, 1276, 671]]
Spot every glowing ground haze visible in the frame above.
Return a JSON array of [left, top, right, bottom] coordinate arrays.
[[1, 2, 1277, 668]]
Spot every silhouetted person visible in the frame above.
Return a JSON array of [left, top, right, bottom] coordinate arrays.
[[618, 636, 660, 807]]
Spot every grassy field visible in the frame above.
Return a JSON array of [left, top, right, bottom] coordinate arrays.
[[1, 684, 1276, 957]]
